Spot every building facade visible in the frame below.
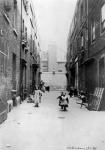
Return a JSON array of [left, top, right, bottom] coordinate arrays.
[[57, 61, 66, 73], [87, 0, 105, 93], [0, 0, 40, 123], [19, 0, 41, 96], [41, 44, 67, 90], [66, 0, 105, 102], [66, 0, 88, 91], [48, 44, 58, 72], [40, 51, 48, 72]]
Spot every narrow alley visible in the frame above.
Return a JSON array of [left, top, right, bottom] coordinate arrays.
[[0, 91, 105, 150]]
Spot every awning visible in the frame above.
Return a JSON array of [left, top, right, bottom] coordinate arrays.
[[80, 57, 96, 66]]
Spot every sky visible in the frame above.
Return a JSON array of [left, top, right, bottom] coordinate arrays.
[[32, 0, 77, 56]]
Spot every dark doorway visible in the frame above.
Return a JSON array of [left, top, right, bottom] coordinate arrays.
[[85, 59, 97, 93], [70, 68, 75, 87], [99, 57, 105, 87], [12, 53, 16, 89]]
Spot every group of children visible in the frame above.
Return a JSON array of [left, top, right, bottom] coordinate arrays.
[[57, 88, 87, 110]]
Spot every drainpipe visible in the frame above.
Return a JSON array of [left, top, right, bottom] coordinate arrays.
[[19, 0, 23, 101], [87, 0, 89, 58]]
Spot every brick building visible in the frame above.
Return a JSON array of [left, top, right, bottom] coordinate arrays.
[[66, 0, 88, 91], [66, 0, 105, 106], [87, 0, 105, 93], [0, 0, 41, 124]]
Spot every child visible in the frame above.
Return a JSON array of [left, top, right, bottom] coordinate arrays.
[[60, 93, 69, 111], [38, 88, 43, 103], [57, 92, 69, 111], [34, 88, 40, 107], [57, 92, 64, 107], [27, 95, 34, 103], [69, 87, 74, 97]]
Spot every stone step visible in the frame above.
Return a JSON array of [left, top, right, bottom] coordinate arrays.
[[0, 109, 7, 124]]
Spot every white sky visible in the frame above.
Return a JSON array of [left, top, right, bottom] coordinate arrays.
[[32, 0, 77, 54]]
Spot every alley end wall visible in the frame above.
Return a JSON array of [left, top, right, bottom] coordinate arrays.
[[41, 72, 67, 90]]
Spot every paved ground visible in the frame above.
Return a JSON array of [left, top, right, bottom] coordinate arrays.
[[0, 91, 105, 150]]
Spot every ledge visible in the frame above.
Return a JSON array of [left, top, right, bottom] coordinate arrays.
[[13, 28, 18, 37], [0, 109, 7, 124], [3, 12, 10, 24]]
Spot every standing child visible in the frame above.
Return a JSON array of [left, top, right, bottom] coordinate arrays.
[[34, 88, 39, 107], [38, 88, 43, 103], [57, 92, 64, 107], [57, 92, 69, 111]]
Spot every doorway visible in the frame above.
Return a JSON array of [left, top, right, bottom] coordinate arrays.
[[12, 53, 16, 89], [99, 57, 105, 87]]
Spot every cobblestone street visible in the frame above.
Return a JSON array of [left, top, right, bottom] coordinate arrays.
[[0, 91, 105, 150]]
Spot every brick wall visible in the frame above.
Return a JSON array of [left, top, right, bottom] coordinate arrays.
[[88, 0, 105, 57], [0, 0, 20, 123], [0, 0, 41, 123]]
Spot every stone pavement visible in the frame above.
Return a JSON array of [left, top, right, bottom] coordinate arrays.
[[0, 91, 105, 150]]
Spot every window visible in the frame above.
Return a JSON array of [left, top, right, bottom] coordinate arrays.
[[80, 3, 83, 22], [23, 0, 28, 14], [13, 12, 16, 28], [30, 35, 32, 52], [25, 27, 27, 40], [81, 34, 84, 47], [12, 53, 16, 89], [101, 4, 105, 33], [30, 19, 34, 28], [58, 70, 62, 72], [14, 0, 17, 9], [91, 20, 96, 42], [0, 52, 7, 77], [22, 19, 24, 33], [0, 53, 5, 77], [30, 4, 33, 16]]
